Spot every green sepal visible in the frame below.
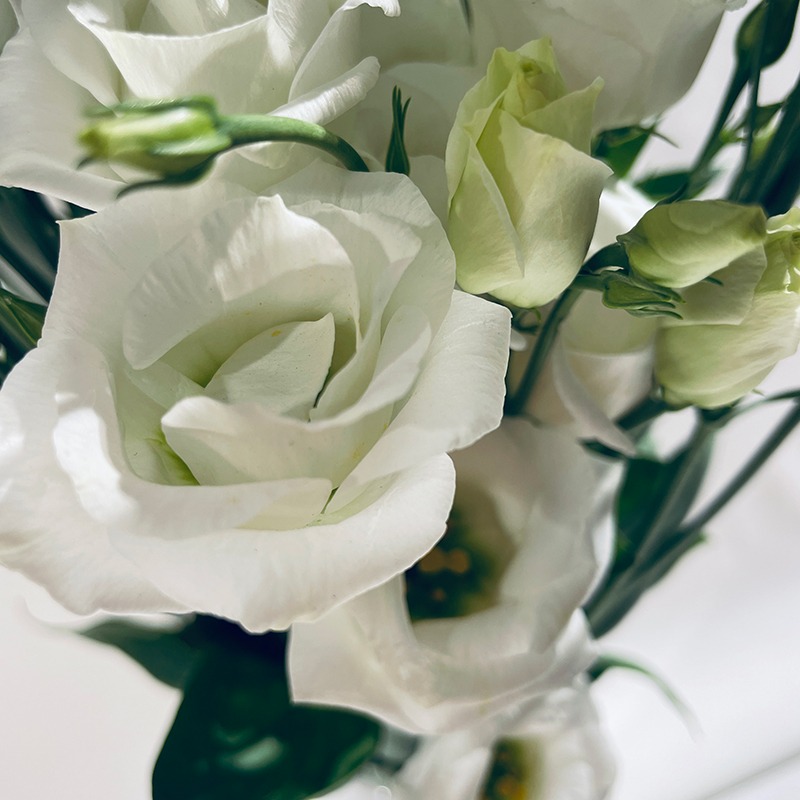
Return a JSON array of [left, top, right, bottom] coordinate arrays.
[[385, 86, 411, 176], [153, 636, 380, 800], [599, 271, 683, 318], [150, 132, 233, 159], [85, 95, 220, 121]]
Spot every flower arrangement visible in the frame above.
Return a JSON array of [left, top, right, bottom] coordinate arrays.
[[0, 1, 798, 798]]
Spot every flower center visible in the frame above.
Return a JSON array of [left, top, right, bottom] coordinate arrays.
[[480, 739, 536, 800], [404, 486, 513, 621]]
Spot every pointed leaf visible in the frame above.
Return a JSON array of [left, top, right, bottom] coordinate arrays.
[[153, 646, 380, 800]]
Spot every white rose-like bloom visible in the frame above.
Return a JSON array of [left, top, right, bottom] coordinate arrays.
[[0, 164, 511, 631], [289, 419, 620, 733], [320, 682, 615, 799], [397, 683, 615, 800], [0, 0, 398, 209], [470, 0, 744, 130]]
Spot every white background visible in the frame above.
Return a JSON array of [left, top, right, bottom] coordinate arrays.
[[1, 3, 800, 799]]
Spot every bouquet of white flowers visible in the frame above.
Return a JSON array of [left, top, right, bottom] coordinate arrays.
[[0, 1, 798, 798]]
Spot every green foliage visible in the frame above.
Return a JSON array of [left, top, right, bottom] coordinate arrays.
[[0, 188, 58, 301], [153, 643, 379, 800], [385, 87, 412, 176], [600, 272, 683, 318], [81, 619, 203, 689], [636, 169, 718, 202], [736, 0, 800, 71], [0, 288, 46, 367], [589, 654, 692, 722], [83, 616, 382, 799], [592, 125, 654, 178]]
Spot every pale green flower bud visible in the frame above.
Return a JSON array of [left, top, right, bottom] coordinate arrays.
[[656, 208, 800, 408], [446, 39, 611, 309], [79, 102, 231, 178], [620, 200, 767, 288]]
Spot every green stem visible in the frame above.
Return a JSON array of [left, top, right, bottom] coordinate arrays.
[[615, 395, 671, 432], [681, 64, 748, 200], [677, 400, 800, 536], [738, 69, 800, 207], [505, 287, 581, 416], [633, 416, 719, 565], [729, 1, 771, 201], [221, 115, 370, 173]]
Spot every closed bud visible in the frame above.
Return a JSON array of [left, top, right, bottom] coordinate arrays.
[[656, 208, 800, 408], [619, 200, 767, 288], [446, 39, 611, 309], [79, 101, 231, 178]]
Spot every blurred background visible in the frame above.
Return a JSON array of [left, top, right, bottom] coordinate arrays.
[[1, 2, 799, 798]]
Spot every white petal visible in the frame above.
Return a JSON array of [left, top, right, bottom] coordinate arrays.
[[113, 454, 455, 632], [204, 315, 336, 418], [0, 344, 185, 614], [122, 195, 354, 372], [47, 180, 250, 349], [332, 291, 510, 507], [0, 30, 119, 208]]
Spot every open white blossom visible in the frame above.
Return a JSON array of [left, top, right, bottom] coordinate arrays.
[[290, 419, 620, 733], [0, 0, 399, 208], [321, 682, 615, 799], [0, 164, 510, 631]]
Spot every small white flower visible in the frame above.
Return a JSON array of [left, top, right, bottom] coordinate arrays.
[[290, 419, 621, 733], [0, 163, 510, 631]]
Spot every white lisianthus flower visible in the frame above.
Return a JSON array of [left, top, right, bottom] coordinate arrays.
[[470, 0, 744, 130], [289, 419, 621, 733], [397, 682, 615, 800], [0, 163, 510, 631], [0, 0, 399, 208], [321, 682, 615, 799]]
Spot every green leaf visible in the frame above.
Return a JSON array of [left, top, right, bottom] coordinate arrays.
[[599, 271, 683, 318], [0, 288, 46, 364], [613, 442, 711, 572], [636, 169, 719, 202], [0, 188, 59, 300], [592, 125, 654, 178], [385, 87, 411, 176], [153, 645, 380, 800], [589, 654, 694, 724], [81, 620, 202, 689], [737, 0, 800, 71]]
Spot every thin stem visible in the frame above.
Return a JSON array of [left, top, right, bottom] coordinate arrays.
[[729, 0, 770, 201], [678, 400, 800, 535], [222, 115, 370, 173], [738, 69, 800, 206], [681, 64, 748, 200], [633, 417, 718, 565], [505, 287, 581, 415], [615, 395, 670, 432]]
